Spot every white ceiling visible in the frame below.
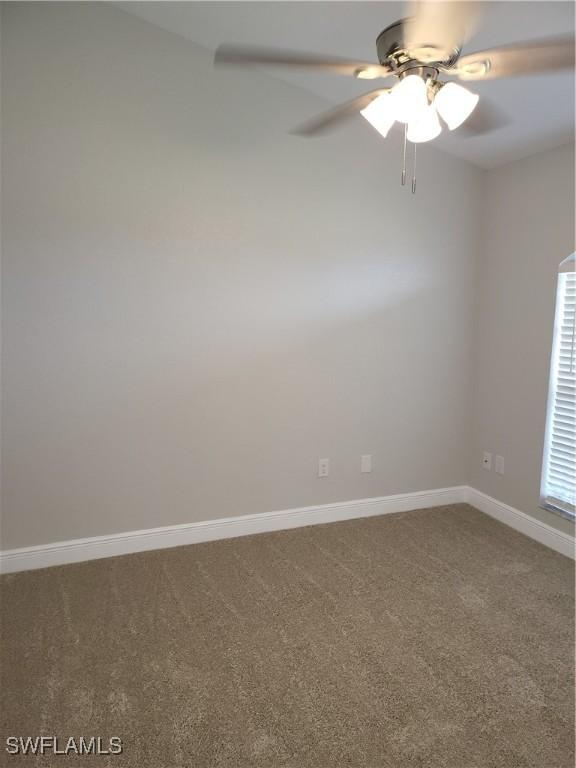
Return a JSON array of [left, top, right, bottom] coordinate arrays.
[[118, 1, 575, 168]]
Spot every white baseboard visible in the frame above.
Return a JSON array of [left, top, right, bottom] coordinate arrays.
[[0, 486, 465, 574], [1, 485, 573, 574], [465, 487, 575, 560]]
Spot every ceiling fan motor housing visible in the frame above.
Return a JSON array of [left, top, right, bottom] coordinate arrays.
[[376, 19, 462, 72]]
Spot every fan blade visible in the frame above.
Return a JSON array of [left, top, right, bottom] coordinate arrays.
[[454, 36, 575, 80], [406, 0, 482, 63], [456, 100, 510, 137], [214, 45, 391, 79], [291, 90, 388, 136]]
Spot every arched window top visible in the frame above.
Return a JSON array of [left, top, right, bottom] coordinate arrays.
[[559, 253, 575, 273]]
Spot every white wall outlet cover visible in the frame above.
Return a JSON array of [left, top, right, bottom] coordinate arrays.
[[482, 451, 492, 471], [495, 455, 505, 475], [361, 455, 372, 473], [318, 458, 330, 478]]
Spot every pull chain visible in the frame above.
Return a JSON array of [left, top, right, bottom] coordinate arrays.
[[401, 123, 407, 186], [400, 129, 418, 194]]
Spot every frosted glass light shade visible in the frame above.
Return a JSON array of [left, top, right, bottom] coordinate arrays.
[[390, 75, 428, 124], [434, 82, 479, 130], [407, 105, 442, 143], [360, 92, 395, 138]]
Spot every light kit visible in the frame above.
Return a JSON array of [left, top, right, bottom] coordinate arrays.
[[360, 73, 478, 139], [360, 69, 479, 191]]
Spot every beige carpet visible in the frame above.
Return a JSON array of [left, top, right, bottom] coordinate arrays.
[[1, 504, 574, 767]]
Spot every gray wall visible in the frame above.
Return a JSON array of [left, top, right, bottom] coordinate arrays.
[[1, 3, 480, 548], [471, 143, 575, 535]]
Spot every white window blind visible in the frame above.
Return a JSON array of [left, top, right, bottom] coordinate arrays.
[[541, 256, 575, 518]]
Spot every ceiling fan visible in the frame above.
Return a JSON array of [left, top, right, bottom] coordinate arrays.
[[214, 1, 575, 192]]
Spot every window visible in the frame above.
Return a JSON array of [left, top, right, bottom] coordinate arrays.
[[541, 255, 575, 519]]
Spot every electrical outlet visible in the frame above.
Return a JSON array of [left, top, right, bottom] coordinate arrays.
[[482, 451, 492, 471], [495, 455, 505, 475], [361, 454, 372, 473], [318, 458, 330, 478]]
